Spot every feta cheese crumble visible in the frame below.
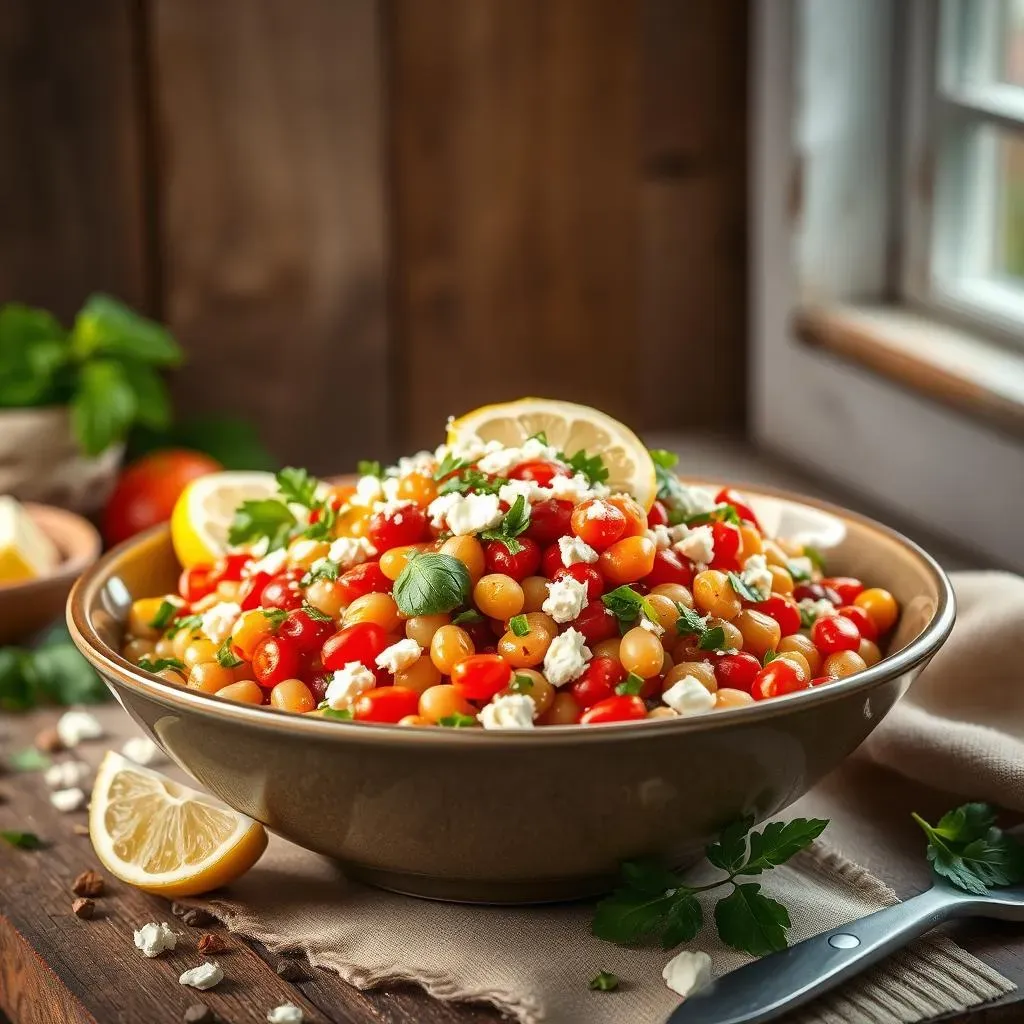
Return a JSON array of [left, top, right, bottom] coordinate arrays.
[[134, 921, 179, 957], [326, 535, 375, 568], [557, 534, 599, 567], [325, 662, 376, 709], [444, 493, 504, 536], [247, 547, 289, 577], [478, 693, 537, 729], [640, 616, 665, 636], [542, 627, 592, 687], [397, 450, 436, 477], [645, 525, 671, 550], [56, 709, 104, 748], [122, 736, 165, 767], [200, 601, 241, 644], [542, 576, 589, 624], [498, 479, 546, 507], [798, 598, 837, 624], [476, 437, 560, 475], [672, 484, 718, 518], [50, 786, 86, 813], [548, 472, 608, 503], [352, 474, 385, 507], [674, 525, 715, 568], [740, 553, 773, 599], [663, 949, 712, 998], [44, 760, 90, 789], [375, 638, 422, 674], [179, 961, 224, 990], [788, 555, 814, 581], [267, 1004, 305, 1024], [662, 676, 716, 716]]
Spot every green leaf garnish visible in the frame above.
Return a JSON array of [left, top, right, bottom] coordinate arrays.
[[393, 553, 472, 617], [137, 656, 186, 674], [166, 613, 203, 639], [276, 466, 319, 508], [698, 627, 727, 651], [510, 673, 534, 693], [714, 883, 790, 956], [0, 830, 43, 850], [803, 545, 826, 573], [148, 599, 179, 630], [562, 449, 609, 486], [434, 453, 469, 481], [674, 604, 727, 652], [216, 638, 243, 668], [438, 712, 477, 728], [728, 571, 767, 604], [615, 673, 645, 696], [589, 971, 619, 992], [8, 747, 51, 772], [509, 614, 530, 638], [228, 498, 297, 551], [452, 609, 484, 625], [527, 430, 550, 445], [322, 708, 354, 721], [762, 649, 778, 666], [682, 504, 741, 528], [357, 460, 384, 478], [261, 608, 289, 628], [437, 469, 508, 496], [480, 495, 531, 554], [602, 586, 660, 630], [302, 559, 340, 586], [787, 560, 812, 584], [301, 603, 332, 622]]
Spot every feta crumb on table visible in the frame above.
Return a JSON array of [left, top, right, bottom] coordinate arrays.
[[663, 949, 712, 997], [121, 736, 165, 766], [50, 786, 86, 813], [134, 921, 179, 957], [56, 709, 104, 748], [267, 1005, 304, 1024], [179, 961, 224, 990], [44, 760, 90, 789]]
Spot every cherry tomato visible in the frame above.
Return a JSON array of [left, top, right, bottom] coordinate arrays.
[[758, 595, 801, 636], [709, 521, 741, 567], [570, 500, 627, 551], [571, 657, 625, 709], [321, 622, 388, 671], [279, 608, 334, 655], [647, 500, 669, 527], [793, 582, 841, 605], [714, 488, 761, 531], [715, 652, 761, 694], [643, 548, 693, 588], [526, 499, 574, 546], [353, 686, 420, 723], [553, 563, 604, 600], [541, 542, 564, 580], [836, 605, 877, 642], [821, 577, 864, 605], [812, 615, 861, 654], [217, 553, 252, 582], [239, 571, 273, 611], [509, 460, 563, 487], [810, 675, 834, 686], [103, 449, 221, 546], [606, 495, 647, 538], [750, 659, 807, 700], [252, 635, 302, 688], [484, 537, 541, 581], [368, 505, 427, 553], [580, 695, 647, 725], [260, 570, 305, 611], [179, 564, 218, 603], [450, 654, 513, 701], [336, 561, 391, 604], [308, 487, 350, 523], [307, 670, 332, 704], [572, 601, 619, 645]]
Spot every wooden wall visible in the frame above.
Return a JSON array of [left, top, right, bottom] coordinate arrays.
[[0, 0, 748, 472]]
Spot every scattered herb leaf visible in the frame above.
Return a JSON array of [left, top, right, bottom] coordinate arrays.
[[393, 553, 472, 617], [302, 559, 340, 586], [260, 608, 289, 628], [166, 613, 203, 639], [228, 498, 296, 551], [438, 712, 477, 728], [562, 450, 609, 487], [137, 657, 186, 674], [509, 614, 530, 638], [434, 454, 469, 481], [437, 469, 509, 497], [762, 650, 779, 666], [0, 830, 42, 850], [302, 603, 332, 622], [615, 673, 645, 697], [603, 586, 660, 630], [480, 495, 531, 554], [452, 609, 484, 625], [357, 460, 384, 479], [803, 546, 826, 573], [728, 571, 767, 604], [8, 747, 51, 772], [276, 466, 319, 508], [322, 708, 353, 721], [216, 639, 243, 668], [787, 560, 812, 584], [148, 599, 179, 630], [589, 971, 619, 992], [698, 627, 727, 652], [510, 673, 534, 693]]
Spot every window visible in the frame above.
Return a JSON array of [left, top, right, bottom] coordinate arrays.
[[904, 0, 1024, 346]]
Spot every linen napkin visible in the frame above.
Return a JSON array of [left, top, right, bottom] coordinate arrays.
[[117, 572, 1024, 1021]]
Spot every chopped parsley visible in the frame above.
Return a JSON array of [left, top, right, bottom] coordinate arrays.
[[479, 495, 531, 554], [728, 571, 767, 604], [438, 712, 477, 728], [437, 468, 508, 496], [321, 708, 353, 721], [302, 559, 340, 586], [148, 599, 179, 630], [589, 971, 619, 992], [216, 638, 243, 668], [433, 453, 469, 481], [166, 614, 202, 639], [509, 614, 530, 637], [302, 603, 332, 622], [675, 603, 727, 652], [0, 830, 43, 850], [614, 673, 645, 696], [510, 673, 534, 693], [137, 656, 186, 674], [261, 608, 289, 628], [357, 460, 384, 479], [561, 449, 609, 486], [602, 586, 660, 631]]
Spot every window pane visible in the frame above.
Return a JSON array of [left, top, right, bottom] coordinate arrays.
[[998, 0, 1024, 88], [999, 132, 1024, 279]]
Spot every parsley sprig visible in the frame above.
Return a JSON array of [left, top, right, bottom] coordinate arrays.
[[561, 449, 609, 487], [728, 571, 767, 604], [602, 586, 661, 631], [228, 466, 336, 551], [674, 604, 727, 651], [393, 553, 471, 617], [437, 468, 508, 496], [591, 815, 828, 956], [480, 495, 531, 554]]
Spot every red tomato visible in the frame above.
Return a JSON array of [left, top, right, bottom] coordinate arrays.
[[217, 553, 251, 582], [580, 695, 647, 725], [553, 563, 604, 600], [812, 615, 861, 654], [353, 686, 420, 723], [526, 499, 574, 546], [836, 605, 877, 642], [260, 570, 305, 611], [810, 675, 834, 687], [822, 577, 865, 605], [643, 549, 693, 589], [450, 654, 513, 701], [570, 500, 627, 551], [103, 449, 222, 547], [509, 461, 563, 487], [179, 564, 218, 603], [279, 609, 333, 654], [571, 657, 626, 709], [484, 538, 541, 581], [759, 595, 801, 636], [252, 636, 301, 688], [715, 652, 761, 693], [239, 571, 273, 611], [541, 542, 564, 580], [336, 562, 390, 604], [368, 505, 427, 552], [714, 488, 761, 531], [793, 582, 841, 605], [647, 500, 669, 527], [710, 521, 741, 567], [572, 602, 619, 645], [750, 660, 807, 700], [321, 622, 388, 671]]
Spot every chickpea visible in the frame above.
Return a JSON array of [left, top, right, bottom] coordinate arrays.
[[619, 626, 665, 678], [858, 638, 882, 667], [854, 588, 898, 633], [270, 678, 316, 713], [646, 593, 681, 633], [216, 680, 264, 704], [497, 625, 552, 669], [775, 650, 811, 682], [171, 629, 202, 660], [128, 597, 170, 640], [231, 609, 277, 661], [395, 656, 442, 694], [822, 650, 868, 679], [188, 662, 237, 694], [716, 620, 744, 651], [672, 636, 709, 663], [734, 609, 782, 660], [592, 637, 622, 661], [155, 637, 178, 660], [418, 684, 475, 723], [287, 538, 330, 570], [693, 570, 742, 620], [716, 687, 755, 709], [761, 540, 788, 567], [183, 639, 219, 669], [305, 579, 347, 620], [474, 574, 525, 620], [521, 576, 550, 613], [768, 565, 794, 596], [345, 592, 402, 633], [405, 613, 451, 648], [430, 625, 475, 674], [440, 535, 485, 583], [651, 583, 694, 609], [598, 536, 657, 585], [663, 661, 717, 694], [156, 667, 187, 686], [498, 668, 554, 716], [778, 633, 822, 675], [523, 611, 558, 637], [380, 544, 430, 581], [647, 706, 678, 719], [123, 638, 155, 663], [536, 692, 582, 726], [738, 524, 763, 559], [397, 714, 433, 727], [606, 494, 647, 537]]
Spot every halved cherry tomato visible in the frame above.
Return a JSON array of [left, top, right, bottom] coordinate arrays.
[[647, 500, 669, 527], [526, 499, 574, 546], [758, 595, 801, 636], [553, 563, 604, 600], [179, 564, 218, 604], [260, 570, 305, 611], [715, 652, 761, 694], [279, 608, 334, 655], [541, 542, 564, 580], [321, 622, 388, 671], [572, 602, 619, 645], [821, 576, 864, 605], [217, 553, 252, 582], [450, 654, 512, 701], [580, 695, 647, 725], [606, 495, 647, 538], [812, 615, 861, 654], [643, 548, 693, 588], [252, 635, 302, 688], [353, 686, 420, 723], [836, 605, 877, 642], [570, 500, 627, 551], [484, 538, 541, 581], [336, 561, 390, 604], [715, 488, 761, 530], [571, 657, 626, 709], [709, 521, 741, 567], [750, 659, 807, 700], [368, 505, 428, 553], [509, 460, 564, 487], [239, 571, 273, 611]]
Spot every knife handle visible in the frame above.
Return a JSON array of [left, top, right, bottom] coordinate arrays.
[[668, 884, 963, 1024]]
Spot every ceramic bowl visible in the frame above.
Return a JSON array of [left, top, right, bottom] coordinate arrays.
[[67, 483, 954, 903], [0, 503, 102, 645]]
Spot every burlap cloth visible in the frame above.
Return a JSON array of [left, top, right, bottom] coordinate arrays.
[[128, 572, 1024, 1021]]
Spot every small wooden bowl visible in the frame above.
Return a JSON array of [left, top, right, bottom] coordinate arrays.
[[0, 503, 102, 645]]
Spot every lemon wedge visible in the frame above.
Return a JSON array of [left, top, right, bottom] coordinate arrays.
[[89, 751, 267, 896], [448, 398, 658, 510], [171, 470, 278, 568]]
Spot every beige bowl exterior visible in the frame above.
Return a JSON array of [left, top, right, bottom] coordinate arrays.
[[67, 482, 954, 903]]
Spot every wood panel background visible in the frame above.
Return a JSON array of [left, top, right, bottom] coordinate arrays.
[[0, 0, 748, 471]]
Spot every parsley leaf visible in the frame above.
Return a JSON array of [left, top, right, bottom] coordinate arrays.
[[562, 449, 609, 486], [589, 971, 619, 992], [167, 613, 203, 639], [683, 504, 741, 527], [740, 818, 830, 874], [706, 816, 755, 874], [149, 599, 179, 630], [302, 603, 332, 622], [510, 673, 534, 693], [762, 649, 779, 666], [357, 460, 384, 478], [615, 672, 645, 696], [137, 656, 186, 674], [728, 571, 767, 603], [698, 627, 727, 651], [276, 466, 319, 508], [0, 830, 43, 850], [438, 712, 477, 728], [261, 608, 289, 628], [8, 747, 51, 772], [434, 453, 469, 481], [452, 609, 483, 625], [602, 586, 660, 630], [479, 495, 531, 553], [509, 614, 530, 637], [216, 638, 243, 668], [437, 469, 508, 496], [393, 553, 472, 617], [228, 498, 297, 551], [715, 883, 790, 956], [649, 449, 678, 470], [322, 708, 353, 721], [803, 545, 826, 573], [672, 604, 726, 651], [302, 559, 340, 586], [527, 430, 550, 445]]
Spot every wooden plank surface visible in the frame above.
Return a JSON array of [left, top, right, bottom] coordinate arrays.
[[0, 0, 149, 317], [150, 0, 392, 473]]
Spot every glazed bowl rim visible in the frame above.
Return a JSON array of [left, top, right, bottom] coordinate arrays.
[[67, 478, 956, 747]]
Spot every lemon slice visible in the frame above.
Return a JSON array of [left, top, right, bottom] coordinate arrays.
[[171, 470, 278, 568], [448, 398, 658, 509], [89, 751, 267, 896]]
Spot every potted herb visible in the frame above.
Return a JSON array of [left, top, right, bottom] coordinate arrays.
[[0, 294, 182, 513]]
